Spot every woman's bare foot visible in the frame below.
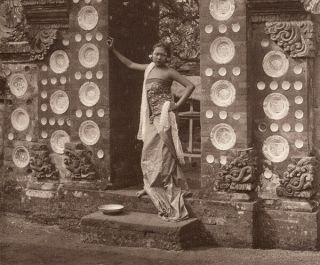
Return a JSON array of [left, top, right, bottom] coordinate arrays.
[[136, 189, 146, 198]]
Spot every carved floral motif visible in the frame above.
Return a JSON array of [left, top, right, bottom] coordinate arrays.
[[265, 21, 315, 58], [276, 157, 319, 199], [0, 0, 27, 43], [198, 150, 257, 199], [29, 144, 59, 181], [28, 28, 58, 60], [214, 150, 257, 192], [300, 0, 320, 14], [64, 142, 97, 181]]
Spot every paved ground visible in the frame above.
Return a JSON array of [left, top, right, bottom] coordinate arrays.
[[1, 214, 320, 265]]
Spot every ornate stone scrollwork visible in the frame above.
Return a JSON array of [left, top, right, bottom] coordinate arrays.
[[301, 0, 320, 14], [213, 150, 257, 192], [64, 142, 98, 181], [29, 143, 60, 181], [28, 28, 58, 61], [276, 157, 319, 199], [265, 21, 315, 58], [0, 0, 27, 43]]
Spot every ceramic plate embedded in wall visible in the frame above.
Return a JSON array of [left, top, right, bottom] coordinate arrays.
[[79, 81, 100, 107], [50, 50, 70, 74], [50, 90, 69, 114], [8, 73, 28, 98], [12, 146, 30, 168], [50, 130, 70, 154], [262, 135, 289, 163], [209, 0, 235, 21], [263, 93, 289, 120], [79, 43, 99, 68], [262, 51, 289, 78], [210, 123, 236, 150], [11, 108, 30, 131], [78, 6, 99, 31], [79, 120, 100, 146], [210, 80, 235, 107], [210, 37, 235, 64]]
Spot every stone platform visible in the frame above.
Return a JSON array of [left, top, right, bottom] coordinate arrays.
[[81, 211, 203, 250]]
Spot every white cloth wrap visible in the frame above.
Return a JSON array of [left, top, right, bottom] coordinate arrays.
[[137, 63, 185, 165]]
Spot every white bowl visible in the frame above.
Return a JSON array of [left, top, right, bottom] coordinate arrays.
[[98, 204, 124, 215]]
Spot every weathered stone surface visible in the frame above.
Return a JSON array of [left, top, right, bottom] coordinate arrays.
[[257, 208, 320, 250], [81, 211, 202, 250]]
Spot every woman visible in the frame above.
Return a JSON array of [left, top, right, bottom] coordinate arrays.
[[109, 41, 195, 221]]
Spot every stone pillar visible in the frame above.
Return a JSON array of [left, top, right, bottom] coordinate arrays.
[[248, 0, 320, 250], [199, 0, 257, 248], [200, 0, 255, 200]]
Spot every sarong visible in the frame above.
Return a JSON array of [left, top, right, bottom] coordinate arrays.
[[141, 115, 189, 221]]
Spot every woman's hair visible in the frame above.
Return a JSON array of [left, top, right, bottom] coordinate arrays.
[[152, 42, 171, 57]]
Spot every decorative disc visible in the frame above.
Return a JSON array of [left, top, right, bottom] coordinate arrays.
[[49, 50, 69, 74], [210, 80, 235, 107], [79, 43, 99, 68], [78, 6, 98, 31], [8, 73, 28, 98], [50, 130, 70, 154], [263, 93, 289, 120], [50, 90, 69, 114], [12, 146, 30, 168], [210, 123, 236, 150], [263, 51, 289, 78], [79, 120, 100, 146], [209, 0, 235, 21], [210, 37, 235, 64], [79, 81, 100, 107], [262, 135, 289, 163], [11, 108, 30, 131]]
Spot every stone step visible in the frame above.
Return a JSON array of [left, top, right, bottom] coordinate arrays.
[[80, 211, 203, 250]]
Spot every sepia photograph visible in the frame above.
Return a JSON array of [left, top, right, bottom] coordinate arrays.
[[1, 0, 320, 264]]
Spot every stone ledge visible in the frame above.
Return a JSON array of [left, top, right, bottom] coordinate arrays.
[[81, 211, 202, 250], [257, 209, 320, 250]]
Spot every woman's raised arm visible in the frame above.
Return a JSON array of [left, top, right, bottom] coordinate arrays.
[[111, 47, 148, 71]]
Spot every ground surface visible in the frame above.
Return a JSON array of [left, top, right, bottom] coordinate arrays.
[[1, 213, 320, 265]]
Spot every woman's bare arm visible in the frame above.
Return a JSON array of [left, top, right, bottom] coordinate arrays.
[[169, 69, 195, 110], [111, 48, 148, 71]]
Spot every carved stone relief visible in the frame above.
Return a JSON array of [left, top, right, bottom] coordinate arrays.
[[301, 0, 320, 14], [29, 143, 60, 181], [276, 157, 319, 199], [64, 142, 98, 181], [265, 21, 315, 58]]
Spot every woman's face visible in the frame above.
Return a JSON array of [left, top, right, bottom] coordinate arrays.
[[152, 47, 168, 66]]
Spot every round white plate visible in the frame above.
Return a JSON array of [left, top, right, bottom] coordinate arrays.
[[8, 73, 28, 98], [12, 146, 30, 168], [78, 6, 99, 31], [210, 80, 236, 107], [11, 108, 30, 131], [263, 51, 289, 78], [79, 120, 100, 146], [50, 130, 70, 154], [50, 50, 70, 74], [263, 93, 289, 120], [262, 135, 289, 163], [209, 0, 235, 21], [79, 43, 99, 68], [79, 81, 100, 107], [210, 37, 235, 64], [210, 123, 236, 150], [50, 90, 69, 114]]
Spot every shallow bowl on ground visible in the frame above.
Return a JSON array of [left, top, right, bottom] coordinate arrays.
[[98, 204, 124, 214]]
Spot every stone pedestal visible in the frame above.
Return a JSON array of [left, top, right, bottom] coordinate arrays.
[[257, 205, 320, 250]]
